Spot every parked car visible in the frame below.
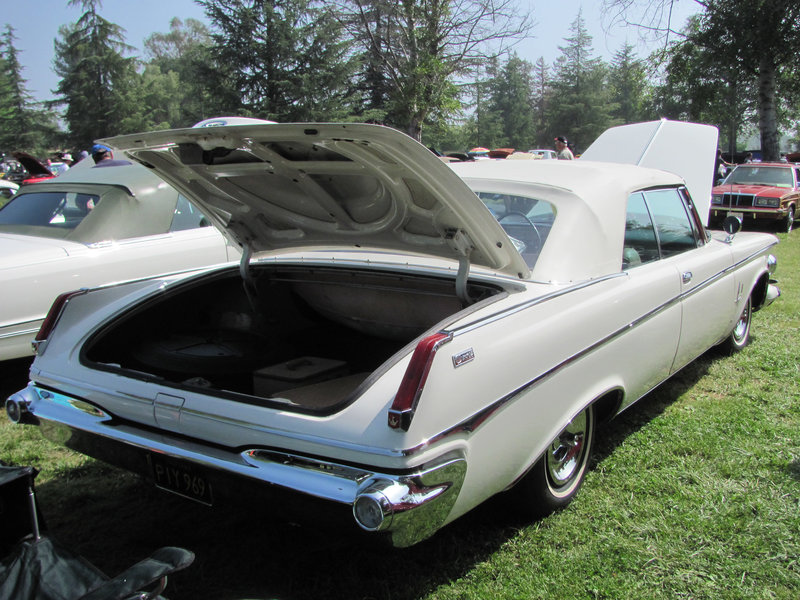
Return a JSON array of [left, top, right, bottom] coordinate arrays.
[[11, 152, 57, 185], [710, 162, 800, 232], [0, 160, 239, 361], [7, 121, 779, 548], [527, 149, 558, 159], [0, 179, 18, 202]]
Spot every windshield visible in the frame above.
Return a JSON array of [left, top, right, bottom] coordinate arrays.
[[476, 192, 555, 268], [722, 166, 794, 188], [0, 191, 100, 233]]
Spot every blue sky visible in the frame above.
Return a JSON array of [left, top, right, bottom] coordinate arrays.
[[4, 0, 700, 103]]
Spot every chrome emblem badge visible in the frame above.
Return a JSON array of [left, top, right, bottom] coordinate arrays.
[[452, 348, 475, 368]]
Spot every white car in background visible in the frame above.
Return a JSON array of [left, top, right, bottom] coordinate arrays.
[[527, 149, 558, 159], [0, 160, 238, 361], [0, 179, 19, 201], [7, 121, 779, 547]]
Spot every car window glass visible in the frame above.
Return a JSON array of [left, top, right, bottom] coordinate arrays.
[[623, 192, 660, 270], [726, 166, 793, 188], [0, 191, 100, 230], [170, 194, 211, 231], [475, 192, 555, 269], [645, 188, 699, 258], [679, 187, 707, 245]]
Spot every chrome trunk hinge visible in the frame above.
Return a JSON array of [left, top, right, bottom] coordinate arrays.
[[239, 243, 259, 309], [444, 229, 473, 305], [239, 243, 253, 283]]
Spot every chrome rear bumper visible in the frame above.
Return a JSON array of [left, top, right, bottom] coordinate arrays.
[[7, 384, 466, 547]]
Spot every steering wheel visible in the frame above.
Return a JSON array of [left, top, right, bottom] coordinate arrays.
[[498, 211, 542, 253]]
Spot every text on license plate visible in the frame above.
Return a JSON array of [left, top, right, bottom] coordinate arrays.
[[149, 454, 213, 505]]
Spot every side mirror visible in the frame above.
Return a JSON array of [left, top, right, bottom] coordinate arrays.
[[722, 215, 742, 235]]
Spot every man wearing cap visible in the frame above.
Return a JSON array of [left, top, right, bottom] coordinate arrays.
[[91, 144, 131, 168], [554, 136, 574, 160]]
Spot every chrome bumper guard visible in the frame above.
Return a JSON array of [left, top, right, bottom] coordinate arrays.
[[7, 384, 466, 548]]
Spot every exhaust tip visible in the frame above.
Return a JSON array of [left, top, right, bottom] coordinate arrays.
[[353, 482, 398, 532]]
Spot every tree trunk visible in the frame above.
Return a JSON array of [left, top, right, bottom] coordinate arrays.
[[757, 55, 780, 162], [408, 116, 422, 142]]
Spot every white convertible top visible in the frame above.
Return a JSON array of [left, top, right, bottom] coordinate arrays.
[[452, 159, 684, 282]]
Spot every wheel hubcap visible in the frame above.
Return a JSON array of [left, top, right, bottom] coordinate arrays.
[[547, 412, 587, 486], [732, 301, 750, 343]]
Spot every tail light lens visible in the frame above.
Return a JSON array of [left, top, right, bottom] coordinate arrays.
[[32, 289, 87, 355], [388, 331, 452, 431]]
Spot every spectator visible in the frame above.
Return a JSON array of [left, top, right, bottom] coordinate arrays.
[[714, 149, 731, 184], [91, 144, 113, 164], [554, 136, 574, 160], [91, 144, 131, 168]]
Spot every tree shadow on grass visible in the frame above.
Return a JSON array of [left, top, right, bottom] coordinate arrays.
[[19, 351, 719, 600]]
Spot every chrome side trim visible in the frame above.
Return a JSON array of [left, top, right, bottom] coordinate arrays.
[[449, 273, 627, 336], [405, 247, 776, 456], [0, 326, 41, 340]]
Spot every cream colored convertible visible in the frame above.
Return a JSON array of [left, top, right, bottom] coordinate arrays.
[[7, 121, 779, 547], [0, 161, 238, 361]]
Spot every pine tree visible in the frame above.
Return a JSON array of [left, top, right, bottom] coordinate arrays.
[[608, 43, 650, 125], [52, 0, 139, 149], [0, 26, 60, 156], [198, 0, 358, 122], [484, 54, 536, 149], [547, 10, 614, 153]]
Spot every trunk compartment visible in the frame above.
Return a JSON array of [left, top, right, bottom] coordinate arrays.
[[83, 265, 505, 412]]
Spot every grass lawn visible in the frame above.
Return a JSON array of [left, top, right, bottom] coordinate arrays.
[[1, 229, 798, 600]]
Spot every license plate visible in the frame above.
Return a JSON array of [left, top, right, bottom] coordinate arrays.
[[728, 211, 743, 221], [148, 454, 213, 505]]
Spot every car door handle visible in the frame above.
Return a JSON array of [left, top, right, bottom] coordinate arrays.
[[682, 271, 693, 284]]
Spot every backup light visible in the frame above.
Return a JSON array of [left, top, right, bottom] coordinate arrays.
[[388, 331, 452, 431]]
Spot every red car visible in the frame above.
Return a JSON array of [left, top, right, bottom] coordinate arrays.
[[12, 152, 57, 185], [710, 162, 800, 232]]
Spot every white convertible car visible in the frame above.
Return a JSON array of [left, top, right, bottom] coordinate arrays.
[[7, 121, 779, 547], [0, 160, 238, 361]]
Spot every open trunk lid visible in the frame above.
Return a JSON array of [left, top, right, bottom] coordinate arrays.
[[102, 123, 530, 279]]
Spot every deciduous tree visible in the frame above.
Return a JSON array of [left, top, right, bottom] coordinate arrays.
[[603, 0, 800, 160], [339, 0, 532, 141]]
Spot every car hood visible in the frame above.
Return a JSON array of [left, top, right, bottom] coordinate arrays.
[[580, 120, 719, 223], [712, 183, 791, 197], [102, 123, 529, 278], [12, 152, 54, 177]]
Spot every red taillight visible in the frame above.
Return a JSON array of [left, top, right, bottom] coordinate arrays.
[[33, 289, 87, 354], [388, 331, 452, 431]]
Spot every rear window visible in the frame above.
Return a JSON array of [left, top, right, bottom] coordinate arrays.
[[476, 192, 555, 268], [0, 191, 100, 230]]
